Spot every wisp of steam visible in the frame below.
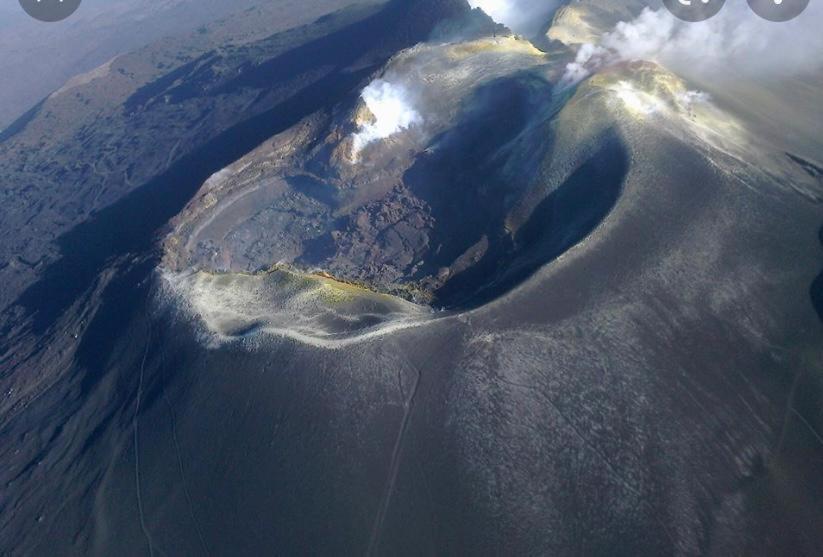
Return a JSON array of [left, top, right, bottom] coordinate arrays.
[[467, 0, 561, 36], [351, 79, 421, 160], [562, 3, 823, 86]]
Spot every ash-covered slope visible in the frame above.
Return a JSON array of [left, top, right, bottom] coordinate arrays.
[[1, 1, 822, 555], [152, 2, 823, 552]]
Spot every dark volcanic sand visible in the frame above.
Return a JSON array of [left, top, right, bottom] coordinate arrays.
[[1, 1, 823, 555], [1, 121, 822, 555]]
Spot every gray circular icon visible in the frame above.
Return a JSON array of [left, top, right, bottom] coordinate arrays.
[[747, 0, 809, 22], [19, 0, 81, 22], [663, 0, 727, 21]]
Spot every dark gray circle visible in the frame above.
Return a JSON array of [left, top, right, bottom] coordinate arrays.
[[19, 0, 81, 22], [662, 0, 727, 21], [747, 0, 809, 22]]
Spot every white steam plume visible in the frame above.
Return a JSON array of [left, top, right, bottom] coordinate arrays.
[[562, 3, 823, 86], [468, 0, 561, 36], [351, 79, 421, 159]]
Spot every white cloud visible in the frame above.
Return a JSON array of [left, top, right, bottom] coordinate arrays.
[[561, 42, 609, 87], [351, 79, 421, 159], [562, 4, 823, 86], [467, 0, 560, 36]]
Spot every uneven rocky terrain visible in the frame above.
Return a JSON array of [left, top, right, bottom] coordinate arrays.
[[0, 0, 383, 314], [1, 1, 822, 555]]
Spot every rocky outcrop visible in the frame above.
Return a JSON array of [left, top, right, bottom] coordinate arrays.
[[0, 0, 478, 322]]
